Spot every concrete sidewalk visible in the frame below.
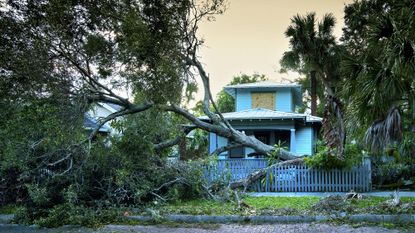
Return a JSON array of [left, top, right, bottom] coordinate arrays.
[[249, 191, 415, 197]]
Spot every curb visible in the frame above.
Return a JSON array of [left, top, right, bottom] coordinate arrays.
[[127, 214, 415, 224]]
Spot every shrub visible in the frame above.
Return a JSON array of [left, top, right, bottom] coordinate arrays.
[[304, 141, 364, 170], [372, 162, 415, 185]]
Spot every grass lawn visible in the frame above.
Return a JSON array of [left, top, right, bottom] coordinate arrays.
[[152, 196, 415, 216], [0, 205, 18, 215], [2, 196, 415, 217]]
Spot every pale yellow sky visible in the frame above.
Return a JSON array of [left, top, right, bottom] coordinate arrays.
[[195, 0, 353, 105]]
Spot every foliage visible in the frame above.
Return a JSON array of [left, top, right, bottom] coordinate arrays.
[[304, 141, 365, 170], [186, 129, 209, 159], [280, 12, 342, 107], [0, 96, 86, 204], [373, 162, 415, 186], [268, 141, 289, 165], [15, 204, 121, 228], [294, 76, 326, 115], [341, 0, 415, 153], [0, 205, 18, 215], [281, 12, 346, 158], [0, 104, 209, 226], [216, 73, 267, 113]]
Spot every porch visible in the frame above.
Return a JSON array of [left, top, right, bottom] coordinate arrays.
[[227, 129, 296, 158]]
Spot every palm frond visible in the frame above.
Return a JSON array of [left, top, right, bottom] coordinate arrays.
[[364, 107, 402, 153]]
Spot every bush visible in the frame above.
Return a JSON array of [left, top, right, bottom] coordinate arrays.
[[15, 203, 121, 228], [1, 106, 211, 227], [372, 162, 415, 185], [304, 142, 364, 170]]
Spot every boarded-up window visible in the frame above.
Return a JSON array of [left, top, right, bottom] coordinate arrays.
[[251, 92, 275, 110]]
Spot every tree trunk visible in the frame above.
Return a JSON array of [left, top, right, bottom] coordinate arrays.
[[229, 158, 304, 190], [310, 70, 317, 116], [178, 135, 188, 160], [318, 72, 346, 158]]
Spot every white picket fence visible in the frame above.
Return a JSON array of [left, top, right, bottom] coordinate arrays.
[[205, 158, 372, 192]]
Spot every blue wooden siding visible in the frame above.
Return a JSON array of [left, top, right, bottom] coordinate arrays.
[[209, 132, 217, 154], [291, 91, 295, 112], [276, 89, 293, 112], [236, 89, 251, 111], [217, 135, 228, 156], [209, 133, 229, 157], [312, 125, 318, 154], [295, 126, 313, 155], [235, 88, 295, 112]]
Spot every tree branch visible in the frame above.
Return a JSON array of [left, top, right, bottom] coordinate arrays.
[[153, 125, 198, 151], [229, 158, 304, 191], [88, 102, 153, 140], [210, 143, 243, 156], [163, 104, 298, 160]]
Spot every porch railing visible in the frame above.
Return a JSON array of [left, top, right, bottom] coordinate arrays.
[[205, 158, 372, 192]]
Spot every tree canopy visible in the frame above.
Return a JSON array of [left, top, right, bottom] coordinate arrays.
[[341, 0, 415, 153], [280, 12, 346, 158]]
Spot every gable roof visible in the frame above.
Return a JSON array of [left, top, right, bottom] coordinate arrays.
[[223, 81, 302, 107], [199, 108, 322, 123]]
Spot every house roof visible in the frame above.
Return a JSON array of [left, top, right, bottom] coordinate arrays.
[[224, 81, 302, 89], [84, 114, 111, 132], [98, 102, 122, 113], [199, 108, 322, 123], [106, 103, 123, 112], [223, 81, 303, 107]]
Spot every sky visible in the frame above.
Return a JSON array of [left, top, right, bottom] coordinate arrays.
[[194, 0, 354, 105]]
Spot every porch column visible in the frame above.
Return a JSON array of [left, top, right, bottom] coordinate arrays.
[[290, 129, 296, 153]]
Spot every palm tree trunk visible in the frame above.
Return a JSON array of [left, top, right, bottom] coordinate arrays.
[[318, 71, 346, 158], [310, 70, 317, 116]]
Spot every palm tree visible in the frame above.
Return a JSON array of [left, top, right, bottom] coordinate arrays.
[[281, 13, 337, 114], [280, 12, 346, 158], [341, 0, 414, 153]]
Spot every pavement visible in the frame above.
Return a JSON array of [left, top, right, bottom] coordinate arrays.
[[0, 223, 409, 233], [249, 191, 415, 197]]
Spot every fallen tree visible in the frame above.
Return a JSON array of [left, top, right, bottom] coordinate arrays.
[[229, 158, 304, 191], [2, 0, 301, 191]]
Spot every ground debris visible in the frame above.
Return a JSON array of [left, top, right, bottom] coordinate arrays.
[[311, 195, 353, 214], [344, 190, 364, 200]]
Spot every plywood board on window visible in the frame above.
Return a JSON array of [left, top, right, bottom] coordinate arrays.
[[251, 92, 275, 110]]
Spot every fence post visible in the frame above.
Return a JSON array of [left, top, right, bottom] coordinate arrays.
[[363, 155, 372, 191]]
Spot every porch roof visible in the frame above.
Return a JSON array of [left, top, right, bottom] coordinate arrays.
[[199, 108, 322, 123]]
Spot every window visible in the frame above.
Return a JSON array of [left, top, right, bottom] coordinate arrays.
[[229, 147, 245, 158], [251, 92, 275, 110]]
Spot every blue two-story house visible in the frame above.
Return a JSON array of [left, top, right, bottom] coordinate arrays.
[[201, 81, 322, 159]]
